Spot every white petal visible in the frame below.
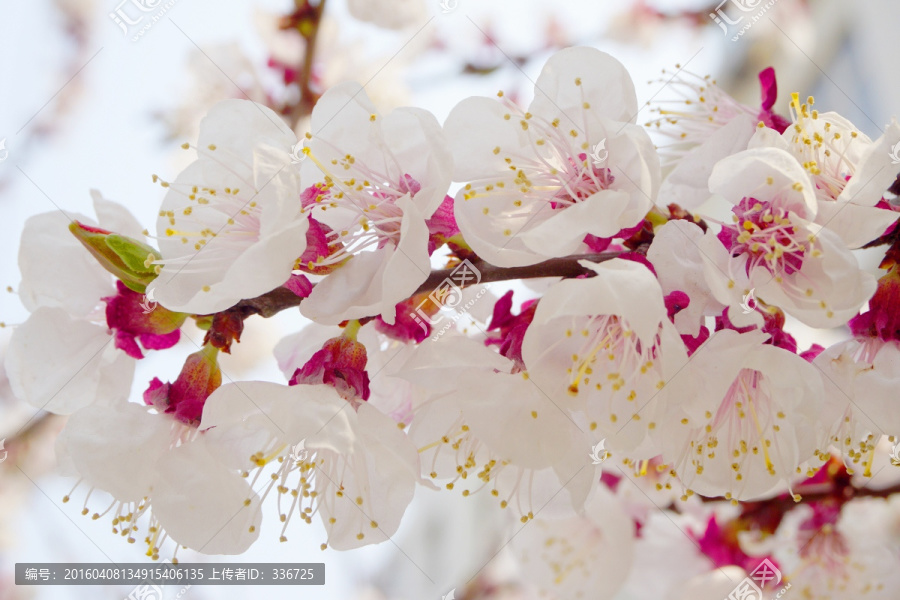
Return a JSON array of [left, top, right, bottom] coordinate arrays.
[[661, 114, 756, 210], [519, 189, 635, 256], [200, 381, 355, 469], [64, 402, 171, 502], [459, 372, 584, 470], [445, 96, 530, 183], [814, 199, 899, 249], [318, 403, 418, 550], [301, 196, 430, 325], [90, 190, 146, 239], [530, 46, 638, 124], [17, 211, 112, 318], [710, 147, 818, 219], [838, 118, 900, 207], [647, 220, 726, 337], [380, 106, 453, 216], [512, 485, 635, 600], [535, 259, 667, 344], [151, 440, 262, 554], [345, 0, 426, 29], [197, 99, 296, 164], [6, 308, 132, 414]]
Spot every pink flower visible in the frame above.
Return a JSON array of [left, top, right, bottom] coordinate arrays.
[[103, 280, 186, 359], [144, 345, 222, 426], [485, 290, 536, 372], [289, 331, 371, 403]]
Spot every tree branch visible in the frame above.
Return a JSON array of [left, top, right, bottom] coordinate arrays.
[[411, 251, 623, 296], [223, 251, 626, 322]]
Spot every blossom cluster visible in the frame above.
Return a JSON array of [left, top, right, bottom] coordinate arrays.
[[7, 46, 900, 598]]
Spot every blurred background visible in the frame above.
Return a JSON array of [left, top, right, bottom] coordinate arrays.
[[0, 0, 898, 598]]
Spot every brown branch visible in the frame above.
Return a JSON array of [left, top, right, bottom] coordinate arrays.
[[220, 251, 625, 324], [412, 251, 623, 296]]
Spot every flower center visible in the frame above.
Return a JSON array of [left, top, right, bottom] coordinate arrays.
[[462, 94, 614, 213], [723, 198, 814, 276], [300, 145, 417, 268], [565, 315, 666, 429]]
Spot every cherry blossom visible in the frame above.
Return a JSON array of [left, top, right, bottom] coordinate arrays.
[[511, 484, 635, 600], [9, 31, 900, 595], [147, 99, 309, 315], [521, 259, 688, 456], [398, 336, 594, 521], [660, 329, 826, 501], [648, 67, 791, 209], [297, 82, 453, 325], [445, 46, 660, 267], [5, 193, 143, 414], [199, 381, 419, 550], [57, 400, 262, 558], [749, 94, 900, 248], [699, 147, 876, 328]]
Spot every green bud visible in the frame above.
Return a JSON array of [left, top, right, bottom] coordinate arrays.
[[69, 221, 161, 292]]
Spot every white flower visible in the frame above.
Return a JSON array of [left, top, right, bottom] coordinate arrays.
[[619, 508, 732, 600], [814, 338, 900, 473], [445, 47, 659, 267], [749, 96, 900, 248], [660, 329, 826, 501], [6, 193, 139, 414], [647, 67, 789, 209], [199, 381, 419, 550], [57, 400, 262, 557], [700, 147, 876, 328], [147, 99, 309, 315], [770, 495, 900, 599], [511, 484, 635, 600], [398, 336, 594, 520], [298, 82, 452, 325], [521, 259, 688, 456]]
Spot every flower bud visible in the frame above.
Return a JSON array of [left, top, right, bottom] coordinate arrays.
[[69, 221, 160, 292]]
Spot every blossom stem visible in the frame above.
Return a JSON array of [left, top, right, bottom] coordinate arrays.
[[222, 251, 627, 320], [412, 251, 627, 296]]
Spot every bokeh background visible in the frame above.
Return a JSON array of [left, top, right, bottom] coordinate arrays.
[[1, 0, 898, 598]]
